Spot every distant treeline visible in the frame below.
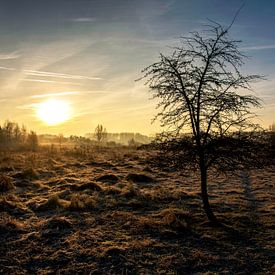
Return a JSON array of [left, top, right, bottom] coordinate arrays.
[[39, 133, 152, 147], [40, 133, 153, 146], [85, 132, 153, 145], [0, 120, 38, 151]]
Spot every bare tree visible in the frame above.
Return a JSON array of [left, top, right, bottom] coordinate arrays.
[[141, 21, 262, 223], [94, 124, 107, 143]]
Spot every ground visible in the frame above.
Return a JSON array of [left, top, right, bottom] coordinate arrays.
[[0, 147, 274, 274]]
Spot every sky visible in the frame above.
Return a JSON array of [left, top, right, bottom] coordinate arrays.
[[0, 0, 274, 136]]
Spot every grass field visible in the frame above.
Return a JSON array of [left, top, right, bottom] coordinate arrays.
[[0, 147, 274, 274]]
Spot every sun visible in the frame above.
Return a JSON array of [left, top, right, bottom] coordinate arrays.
[[36, 99, 71, 125]]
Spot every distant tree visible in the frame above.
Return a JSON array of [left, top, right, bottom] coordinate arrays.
[[141, 20, 263, 223], [269, 122, 275, 132], [0, 120, 21, 148], [0, 126, 5, 147], [94, 124, 107, 143], [3, 120, 15, 146], [58, 134, 65, 150], [20, 125, 27, 144], [128, 138, 137, 147], [27, 131, 39, 152], [13, 124, 22, 145], [269, 123, 275, 155]]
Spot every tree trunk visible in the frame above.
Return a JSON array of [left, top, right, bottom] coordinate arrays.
[[199, 160, 218, 224]]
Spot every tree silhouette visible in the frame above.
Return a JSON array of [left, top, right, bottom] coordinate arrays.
[[27, 131, 39, 152], [0, 120, 28, 149], [141, 21, 262, 223], [94, 124, 107, 143], [58, 133, 65, 150]]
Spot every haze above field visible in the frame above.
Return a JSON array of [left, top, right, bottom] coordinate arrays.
[[0, 0, 274, 135]]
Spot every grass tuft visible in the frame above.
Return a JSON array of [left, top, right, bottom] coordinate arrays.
[[0, 173, 15, 194], [69, 194, 96, 211], [121, 183, 141, 198], [72, 181, 102, 192], [14, 167, 39, 180], [36, 195, 69, 211], [0, 216, 25, 234], [43, 216, 72, 230], [158, 207, 191, 230]]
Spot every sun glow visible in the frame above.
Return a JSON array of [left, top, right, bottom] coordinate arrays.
[[36, 99, 71, 125]]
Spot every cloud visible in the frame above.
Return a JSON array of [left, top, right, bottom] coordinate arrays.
[[30, 91, 80, 98], [241, 44, 275, 51], [20, 78, 82, 86], [21, 78, 55, 83], [0, 51, 21, 60], [70, 17, 97, 23], [0, 66, 16, 71], [24, 69, 102, 81]]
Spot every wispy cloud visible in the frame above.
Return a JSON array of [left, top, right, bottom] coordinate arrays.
[[241, 44, 275, 51], [70, 17, 97, 23], [0, 66, 16, 71], [30, 91, 80, 98], [20, 78, 57, 83], [0, 51, 20, 60], [20, 78, 82, 86], [24, 69, 102, 81], [0, 66, 102, 82], [16, 103, 40, 110]]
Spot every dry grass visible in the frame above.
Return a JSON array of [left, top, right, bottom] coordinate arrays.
[[69, 194, 96, 211], [96, 173, 119, 183], [0, 214, 26, 235], [71, 181, 102, 192], [126, 172, 154, 183], [0, 147, 274, 274], [35, 195, 70, 211], [42, 216, 73, 230], [13, 167, 39, 180], [0, 173, 15, 194]]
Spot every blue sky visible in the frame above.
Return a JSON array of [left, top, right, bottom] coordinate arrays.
[[0, 0, 274, 135]]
